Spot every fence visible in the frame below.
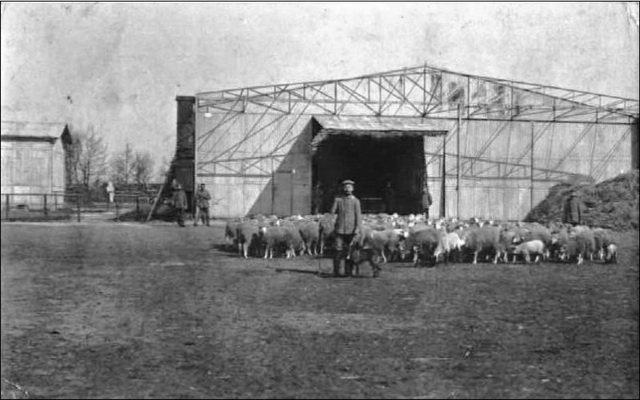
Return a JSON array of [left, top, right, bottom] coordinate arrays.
[[0, 191, 155, 222]]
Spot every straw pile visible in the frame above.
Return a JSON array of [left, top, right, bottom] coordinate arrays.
[[525, 170, 639, 230]]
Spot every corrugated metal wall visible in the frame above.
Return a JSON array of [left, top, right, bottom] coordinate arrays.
[[423, 119, 632, 220], [196, 111, 632, 220]]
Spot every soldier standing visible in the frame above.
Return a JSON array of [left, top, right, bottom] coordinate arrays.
[[312, 182, 324, 215], [421, 185, 433, 220], [172, 183, 188, 227], [330, 179, 363, 277], [194, 183, 212, 226], [563, 192, 584, 226]]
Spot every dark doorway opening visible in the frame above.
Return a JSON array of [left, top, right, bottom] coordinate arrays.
[[312, 134, 426, 214]]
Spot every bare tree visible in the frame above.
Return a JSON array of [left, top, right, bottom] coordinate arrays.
[[67, 125, 109, 188], [132, 151, 154, 188], [110, 142, 135, 186], [156, 156, 172, 183]]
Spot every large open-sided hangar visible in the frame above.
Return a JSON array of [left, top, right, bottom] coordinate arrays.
[[177, 64, 639, 220]]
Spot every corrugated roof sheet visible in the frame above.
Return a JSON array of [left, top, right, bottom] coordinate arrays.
[[1, 121, 69, 140]]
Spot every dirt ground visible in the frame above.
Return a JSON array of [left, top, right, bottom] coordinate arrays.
[[1, 221, 638, 399]]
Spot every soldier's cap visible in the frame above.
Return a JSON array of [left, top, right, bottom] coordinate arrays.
[[342, 179, 355, 185]]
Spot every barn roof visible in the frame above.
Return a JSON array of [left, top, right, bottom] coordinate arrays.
[[1, 121, 71, 142]]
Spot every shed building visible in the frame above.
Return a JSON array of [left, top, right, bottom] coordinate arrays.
[[175, 64, 639, 220], [1, 121, 72, 208]]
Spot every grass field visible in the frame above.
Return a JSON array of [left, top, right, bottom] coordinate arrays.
[[1, 222, 638, 399]]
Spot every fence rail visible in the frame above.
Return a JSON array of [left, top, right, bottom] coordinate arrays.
[[0, 192, 155, 222]]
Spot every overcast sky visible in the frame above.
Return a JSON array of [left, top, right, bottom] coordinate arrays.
[[2, 2, 638, 178]]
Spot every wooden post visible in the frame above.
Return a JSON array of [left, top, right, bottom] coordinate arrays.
[[77, 195, 81, 222], [146, 184, 164, 222], [136, 196, 140, 219], [44, 194, 48, 219], [5, 194, 9, 219], [440, 132, 446, 218]]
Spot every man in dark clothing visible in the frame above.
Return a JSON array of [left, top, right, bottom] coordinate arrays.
[[330, 179, 363, 277], [312, 183, 324, 215], [563, 192, 583, 226], [172, 183, 188, 227], [194, 183, 212, 226], [421, 186, 433, 220], [382, 181, 395, 214]]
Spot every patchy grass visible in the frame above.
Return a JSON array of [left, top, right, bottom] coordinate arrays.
[[1, 223, 638, 399]]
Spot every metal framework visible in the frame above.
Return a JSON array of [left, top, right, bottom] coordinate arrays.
[[197, 64, 638, 125], [194, 64, 638, 187]]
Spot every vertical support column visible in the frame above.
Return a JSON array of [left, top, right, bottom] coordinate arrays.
[[5, 194, 9, 219], [44, 194, 48, 219], [77, 195, 81, 222], [271, 158, 275, 215], [422, 67, 427, 115], [530, 122, 535, 211], [334, 82, 337, 115], [632, 118, 639, 170], [378, 76, 382, 115], [115, 196, 120, 222], [457, 104, 461, 219], [440, 132, 446, 219], [290, 169, 295, 216]]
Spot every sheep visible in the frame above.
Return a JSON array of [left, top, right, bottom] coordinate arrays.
[[224, 219, 241, 250], [297, 220, 320, 256], [355, 227, 406, 264], [604, 243, 618, 264], [403, 227, 443, 267], [559, 232, 596, 265], [260, 226, 289, 259], [236, 221, 260, 259], [592, 228, 616, 261], [433, 231, 465, 263], [549, 228, 570, 261], [460, 225, 502, 265], [260, 224, 305, 259], [318, 213, 336, 256], [512, 239, 547, 263]]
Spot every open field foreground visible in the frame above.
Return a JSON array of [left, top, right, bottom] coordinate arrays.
[[1, 222, 638, 399]]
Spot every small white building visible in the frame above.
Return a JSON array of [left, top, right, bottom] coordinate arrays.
[[1, 121, 72, 208]]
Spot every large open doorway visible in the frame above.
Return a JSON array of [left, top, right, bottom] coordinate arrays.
[[312, 134, 426, 214]]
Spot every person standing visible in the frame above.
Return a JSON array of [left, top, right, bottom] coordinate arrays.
[[194, 183, 212, 226], [330, 179, 364, 277], [106, 181, 115, 204], [382, 180, 395, 214], [312, 182, 324, 215], [563, 192, 584, 226], [172, 183, 188, 227], [421, 186, 433, 220]]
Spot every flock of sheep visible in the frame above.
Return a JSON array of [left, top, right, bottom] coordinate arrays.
[[224, 213, 619, 268]]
